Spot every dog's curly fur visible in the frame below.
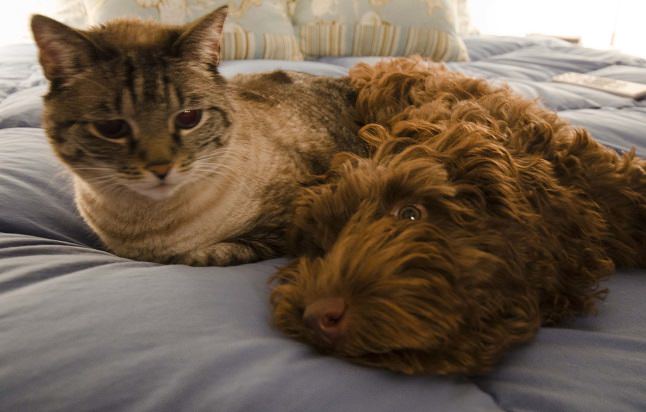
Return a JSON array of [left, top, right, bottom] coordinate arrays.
[[270, 58, 646, 375]]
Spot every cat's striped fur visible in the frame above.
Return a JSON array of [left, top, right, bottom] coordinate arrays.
[[31, 7, 367, 265]]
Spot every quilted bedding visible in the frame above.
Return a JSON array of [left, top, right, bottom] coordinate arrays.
[[1, 36, 645, 411]]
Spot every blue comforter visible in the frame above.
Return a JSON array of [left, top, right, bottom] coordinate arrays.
[[1, 36, 645, 411]]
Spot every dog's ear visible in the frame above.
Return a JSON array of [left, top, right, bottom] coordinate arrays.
[[287, 183, 341, 257]]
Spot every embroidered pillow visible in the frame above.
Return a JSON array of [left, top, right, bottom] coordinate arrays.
[[456, 0, 478, 35], [54, 0, 302, 60], [292, 0, 468, 60]]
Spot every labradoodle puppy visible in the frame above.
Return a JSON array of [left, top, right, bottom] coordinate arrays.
[[270, 58, 646, 375]]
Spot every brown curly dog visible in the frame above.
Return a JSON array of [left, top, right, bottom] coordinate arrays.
[[270, 58, 646, 375]]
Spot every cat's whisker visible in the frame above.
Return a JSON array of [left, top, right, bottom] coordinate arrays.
[[72, 168, 116, 173], [189, 167, 252, 190]]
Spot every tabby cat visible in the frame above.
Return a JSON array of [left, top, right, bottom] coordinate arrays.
[[31, 7, 366, 265]]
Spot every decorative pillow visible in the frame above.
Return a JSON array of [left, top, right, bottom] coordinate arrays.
[[54, 0, 302, 60], [291, 0, 468, 60], [456, 0, 478, 35], [53, 0, 89, 29]]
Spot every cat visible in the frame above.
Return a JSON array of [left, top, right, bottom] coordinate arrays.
[[31, 6, 367, 265]]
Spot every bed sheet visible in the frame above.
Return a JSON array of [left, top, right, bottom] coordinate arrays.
[[1, 36, 645, 411]]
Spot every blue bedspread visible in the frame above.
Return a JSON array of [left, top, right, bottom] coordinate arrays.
[[1, 36, 645, 411]]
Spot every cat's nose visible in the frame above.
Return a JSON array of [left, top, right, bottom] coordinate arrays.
[[303, 297, 347, 345], [146, 161, 173, 180]]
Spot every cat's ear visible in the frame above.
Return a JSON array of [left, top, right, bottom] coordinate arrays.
[[175, 6, 227, 66], [31, 15, 98, 81]]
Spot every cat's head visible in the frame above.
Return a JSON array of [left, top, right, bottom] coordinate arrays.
[[31, 7, 233, 200]]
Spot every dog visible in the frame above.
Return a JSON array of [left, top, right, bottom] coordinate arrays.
[[270, 58, 646, 375]]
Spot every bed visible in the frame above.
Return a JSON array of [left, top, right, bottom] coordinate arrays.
[[1, 35, 645, 411]]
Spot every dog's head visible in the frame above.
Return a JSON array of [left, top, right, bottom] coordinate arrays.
[[270, 124, 542, 375]]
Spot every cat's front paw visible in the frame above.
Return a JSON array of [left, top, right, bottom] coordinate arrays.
[[174, 242, 260, 266]]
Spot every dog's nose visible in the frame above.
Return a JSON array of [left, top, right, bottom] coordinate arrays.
[[145, 161, 173, 180], [303, 297, 347, 344]]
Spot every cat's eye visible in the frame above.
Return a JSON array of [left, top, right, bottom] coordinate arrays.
[[175, 109, 203, 130], [393, 204, 426, 221], [92, 119, 131, 140]]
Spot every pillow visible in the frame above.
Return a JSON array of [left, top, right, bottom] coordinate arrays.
[[54, 0, 302, 60], [291, 0, 469, 60], [456, 0, 478, 35], [53, 0, 89, 29]]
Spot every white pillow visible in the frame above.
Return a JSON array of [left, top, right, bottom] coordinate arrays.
[[292, 0, 469, 60], [456, 0, 478, 35], [53, 0, 302, 60]]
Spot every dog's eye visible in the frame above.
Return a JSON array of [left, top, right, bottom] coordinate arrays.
[[393, 204, 426, 221]]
